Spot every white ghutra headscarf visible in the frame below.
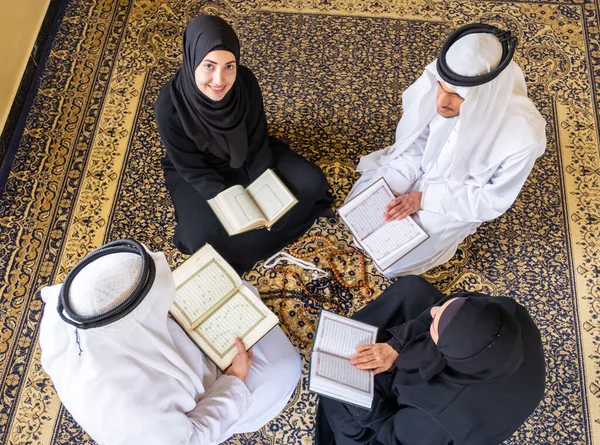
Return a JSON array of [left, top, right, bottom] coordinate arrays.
[[358, 33, 546, 180], [39, 250, 210, 445]]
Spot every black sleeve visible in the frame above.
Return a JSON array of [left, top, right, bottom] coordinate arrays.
[[386, 324, 407, 353], [155, 90, 227, 200], [385, 316, 432, 354], [376, 407, 454, 445], [240, 67, 273, 181]]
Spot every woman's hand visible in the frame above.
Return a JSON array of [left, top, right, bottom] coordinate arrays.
[[384, 192, 422, 221], [225, 337, 253, 382], [350, 343, 398, 375]]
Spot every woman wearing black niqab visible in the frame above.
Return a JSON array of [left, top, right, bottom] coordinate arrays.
[[315, 276, 546, 445], [155, 15, 332, 272]]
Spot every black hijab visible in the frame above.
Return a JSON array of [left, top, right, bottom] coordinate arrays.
[[170, 15, 249, 168], [393, 293, 524, 386]]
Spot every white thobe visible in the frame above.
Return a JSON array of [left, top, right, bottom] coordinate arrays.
[[40, 261, 301, 445], [348, 114, 541, 277], [171, 320, 301, 444]]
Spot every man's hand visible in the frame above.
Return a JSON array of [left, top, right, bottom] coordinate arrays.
[[225, 337, 253, 382], [384, 192, 422, 221], [350, 343, 399, 375]]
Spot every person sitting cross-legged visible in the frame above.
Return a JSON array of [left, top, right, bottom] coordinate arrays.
[[316, 276, 546, 445], [39, 240, 301, 445]]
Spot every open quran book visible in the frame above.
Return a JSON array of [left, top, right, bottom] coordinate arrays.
[[170, 244, 279, 371], [208, 169, 298, 236], [309, 310, 378, 409], [339, 178, 428, 272]]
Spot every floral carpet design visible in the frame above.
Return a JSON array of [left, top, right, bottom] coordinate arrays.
[[1, 0, 599, 443]]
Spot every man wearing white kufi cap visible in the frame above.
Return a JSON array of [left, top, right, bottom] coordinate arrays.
[[39, 240, 301, 445], [348, 24, 546, 277]]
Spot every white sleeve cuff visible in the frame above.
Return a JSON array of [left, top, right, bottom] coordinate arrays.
[[421, 181, 446, 213], [214, 375, 253, 408]]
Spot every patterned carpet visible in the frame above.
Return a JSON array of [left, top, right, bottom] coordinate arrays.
[[1, 0, 599, 443]]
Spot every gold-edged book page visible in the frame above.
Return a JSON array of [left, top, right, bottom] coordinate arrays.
[[170, 244, 241, 330], [207, 198, 238, 236], [246, 169, 298, 227], [208, 185, 268, 236], [186, 285, 279, 371], [169, 244, 279, 370]]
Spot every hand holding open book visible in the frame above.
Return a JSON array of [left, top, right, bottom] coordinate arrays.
[[225, 337, 253, 381], [309, 311, 378, 409], [338, 178, 428, 272], [208, 169, 298, 236], [169, 244, 279, 371], [350, 342, 399, 375]]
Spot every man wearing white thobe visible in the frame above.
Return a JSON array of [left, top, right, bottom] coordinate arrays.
[[348, 29, 546, 277], [39, 241, 301, 445]]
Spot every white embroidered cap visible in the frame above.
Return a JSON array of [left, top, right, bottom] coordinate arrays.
[[68, 252, 142, 317], [446, 33, 503, 78]]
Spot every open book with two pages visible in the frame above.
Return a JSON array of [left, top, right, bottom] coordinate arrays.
[[309, 310, 378, 409], [169, 244, 377, 406], [208, 169, 298, 236], [169, 244, 279, 371], [338, 178, 429, 272]]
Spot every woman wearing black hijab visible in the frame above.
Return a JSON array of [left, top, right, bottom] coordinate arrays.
[[155, 15, 332, 272], [315, 276, 546, 445]]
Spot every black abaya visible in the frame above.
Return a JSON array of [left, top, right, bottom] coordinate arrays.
[[156, 65, 332, 272], [316, 276, 545, 445]]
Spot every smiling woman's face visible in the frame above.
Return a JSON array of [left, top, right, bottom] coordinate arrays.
[[429, 297, 460, 344], [194, 50, 237, 101]]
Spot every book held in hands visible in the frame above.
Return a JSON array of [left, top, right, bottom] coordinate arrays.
[[169, 244, 279, 371], [208, 169, 298, 236], [309, 310, 378, 409], [338, 178, 428, 272]]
